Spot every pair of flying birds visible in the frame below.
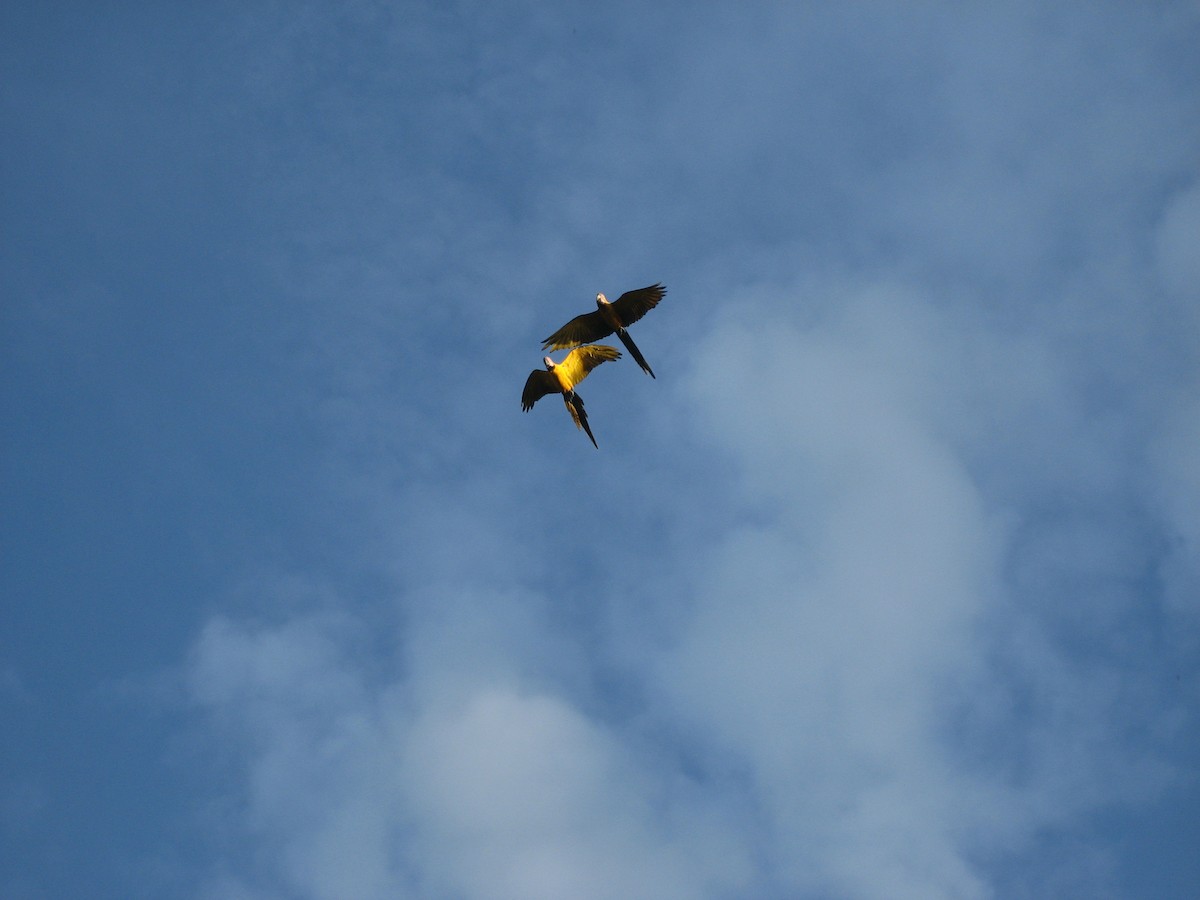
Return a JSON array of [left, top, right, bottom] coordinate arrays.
[[521, 283, 666, 447]]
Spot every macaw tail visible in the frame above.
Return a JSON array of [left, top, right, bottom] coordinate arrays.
[[616, 329, 655, 378], [566, 391, 599, 448]]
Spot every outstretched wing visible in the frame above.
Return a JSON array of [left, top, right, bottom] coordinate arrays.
[[555, 344, 621, 392], [521, 369, 559, 411], [542, 309, 612, 351], [610, 283, 666, 327]]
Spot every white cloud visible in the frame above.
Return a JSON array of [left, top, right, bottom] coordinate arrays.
[[398, 685, 750, 900], [652, 290, 999, 898], [188, 612, 754, 900], [681, 279, 1195, 893]]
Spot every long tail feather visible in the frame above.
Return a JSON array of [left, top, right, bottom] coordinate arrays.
[[617, 329, 655, 378], [566, 392, 599, 448]]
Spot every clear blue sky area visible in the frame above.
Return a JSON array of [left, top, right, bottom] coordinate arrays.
[[3, 3, 1199, 898]]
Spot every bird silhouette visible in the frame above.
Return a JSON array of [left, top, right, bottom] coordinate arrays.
[[521, 344, 622, 448], [542, 283, 666, 378]]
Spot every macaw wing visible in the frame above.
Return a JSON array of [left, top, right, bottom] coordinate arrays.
[[542, 310, 613, 351], [521, 369, 559, 411], [610, 283, 666, 327], [556, 344, 621, 391]]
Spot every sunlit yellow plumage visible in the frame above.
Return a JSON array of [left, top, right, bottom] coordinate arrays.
[[551, 344, 621, 391]]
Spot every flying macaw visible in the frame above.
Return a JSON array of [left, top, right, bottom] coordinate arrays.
[[521, 344, 622, 448], [542, 283, 666, 378]]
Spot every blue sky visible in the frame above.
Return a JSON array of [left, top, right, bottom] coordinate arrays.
[[2, 2, 1199, 897]]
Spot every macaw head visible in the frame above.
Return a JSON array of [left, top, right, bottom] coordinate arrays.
[[543, 356, 556, 370], [596, 292, 609, 307]]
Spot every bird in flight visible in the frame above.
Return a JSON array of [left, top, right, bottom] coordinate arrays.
[[521, 345, 622, 448], [542, 283, 666, 379]]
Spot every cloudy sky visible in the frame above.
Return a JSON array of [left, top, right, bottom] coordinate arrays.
[[3, 2, 1199, 898]]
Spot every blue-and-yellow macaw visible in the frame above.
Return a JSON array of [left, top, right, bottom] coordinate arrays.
[[521, 344, 622, 448]]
